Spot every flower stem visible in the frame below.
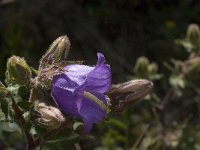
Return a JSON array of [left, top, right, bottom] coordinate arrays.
[[11, 96, 73, 149], [11, 97, 35, 150]]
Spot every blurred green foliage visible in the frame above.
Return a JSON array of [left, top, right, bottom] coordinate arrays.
[[1, 0, 200, 150], [1, 0, 199, 81], [93, 23, 200, 150]]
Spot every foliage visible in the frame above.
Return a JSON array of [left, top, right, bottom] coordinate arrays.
[[1, 1, 200, 150], [0, 35, 152, 150], [95, 24, 200, 150]]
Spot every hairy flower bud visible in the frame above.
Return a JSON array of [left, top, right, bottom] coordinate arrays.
[[186, 24, 200, 52], [34, 103, 65, 129], [148, 63, 158, 74], [39, 35, 71, 70], [134, 57, 149, 77], [134, 57, 161, 80], [5, 56, 31, 86], [108, 79, 153, 112], [182, 57, 200, 79]]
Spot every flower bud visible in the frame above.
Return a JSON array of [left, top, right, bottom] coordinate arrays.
[[108, 79, 153, 112], [5, 56, 31, 85], [186, 24, 200, 52], [148, 63, 158, 74], [134, 57, 149, 77], [182, 57, 200, 78], [39, 35, 71, 70], [34, 103, 65, 129]]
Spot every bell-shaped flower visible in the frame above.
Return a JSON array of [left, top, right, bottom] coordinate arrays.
[[51, 53, 111, 132]]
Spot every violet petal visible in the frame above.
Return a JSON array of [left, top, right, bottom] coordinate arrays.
[[78, 92, 107, 133], [52, 74, 82, 116], [64, 53, 111, 93]]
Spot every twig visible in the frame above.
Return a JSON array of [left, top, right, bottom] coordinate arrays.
[[131, 125, 150, 149], [152, 88, 175, 150], [75, 143, 82, 150], [163, 62, 176, 73], [156, 87, 175, 111], [11, 97, 35, 150]]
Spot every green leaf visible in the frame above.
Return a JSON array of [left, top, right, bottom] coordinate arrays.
[[107, 118, 127, 130], [0, 121, 21, 132], [6, 84, 20, 95], [17, 101, 32, 110], [46, 134, 79, 144], [30, 67, 39, 75], [73, 121, 83, 131], [174, 39, 193, 52], [1, 99, 8, 119], [18, 85, 30, 98], [43, 129, 79, 150]]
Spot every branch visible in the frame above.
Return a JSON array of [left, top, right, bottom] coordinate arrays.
[[11, 97, 35, 150], [156, 87, 175, 111]]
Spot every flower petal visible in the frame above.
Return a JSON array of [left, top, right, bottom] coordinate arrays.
[[64, 64, 94, 85], [78, 92, 107, 133], [86, 53, 111, 93], [64, 53, 111, 93], [51, 74, 80, 116]]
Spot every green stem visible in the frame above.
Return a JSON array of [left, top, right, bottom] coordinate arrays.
[[11, 96, 73, 149], [11, 97, 35, 150]]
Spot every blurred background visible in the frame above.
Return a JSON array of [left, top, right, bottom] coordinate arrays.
[[1, 0, 198, 82], [1, 0, 200, 150]]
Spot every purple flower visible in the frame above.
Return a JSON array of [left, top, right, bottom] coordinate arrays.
[[51, 53, 111, 132]]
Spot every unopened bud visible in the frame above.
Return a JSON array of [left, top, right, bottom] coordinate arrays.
[[134, 57, 149, 77], [186, 24, 200, 52], [148, 63, 158, 74], [5, 56, 31, 85], [34, 103, 65, 129], [183, 57, 200, 77], [39, 35, 71, 70], [108, 79, 153, 112]]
